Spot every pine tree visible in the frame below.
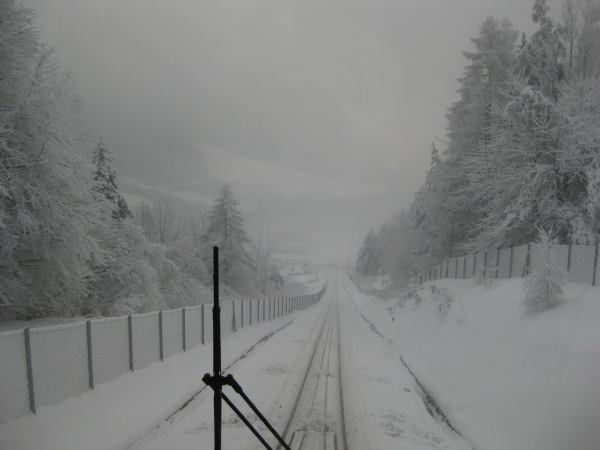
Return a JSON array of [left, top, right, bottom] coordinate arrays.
[[412, 17, 519, 264], [517, 0, 566, 100], [202, 184, 254, 293], [92, 138, 133, 220], [356, 229, 381, 276], [523, 230, 566, 313]]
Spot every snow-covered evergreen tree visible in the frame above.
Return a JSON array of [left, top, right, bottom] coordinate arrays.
[[268, 264, 284, 290], [517, 0, 566, 100], [523, 230, 567, 313], [412, 17, 519, 264], [202, 184, 254, 294], [376, 210, 418, 287], [356, 229, 381, 276], [92, 138, 133, 220]]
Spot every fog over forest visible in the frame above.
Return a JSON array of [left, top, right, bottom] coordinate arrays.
[[20, 0, 551, 263], [6, 0, 600, 319]]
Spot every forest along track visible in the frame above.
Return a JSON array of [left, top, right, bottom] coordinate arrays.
[[277, 277, 348, 450]]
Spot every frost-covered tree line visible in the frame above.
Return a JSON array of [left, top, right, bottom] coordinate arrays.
[[358, 0, 600, 288], [0, 1, 274, 319]]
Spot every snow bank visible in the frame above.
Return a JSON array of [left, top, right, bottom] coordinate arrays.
[[350, 278, 600, 450]]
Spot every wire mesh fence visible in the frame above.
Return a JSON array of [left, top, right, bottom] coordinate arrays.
[[0, 284, 327, 421]]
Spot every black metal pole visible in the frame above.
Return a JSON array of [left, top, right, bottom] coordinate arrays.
[[221, 393, 274, 450], [213, 247, 222, 450]]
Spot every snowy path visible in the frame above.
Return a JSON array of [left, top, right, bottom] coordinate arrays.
[[131, 273, 469, 450]]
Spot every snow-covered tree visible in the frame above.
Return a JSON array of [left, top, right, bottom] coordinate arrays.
[[356, 229, 381, 276], [268, 264, 284, 290], [0, 1, 104, 318], [202, 184, 254, 293], [517, 0, 566, 100], [376, 210, 419, 287], [412, 17, 519, 264], [92, 138, 133, 220], [466, 73, 600, 249], [523, 230, 567, 313], [558, 0, 600, 79]]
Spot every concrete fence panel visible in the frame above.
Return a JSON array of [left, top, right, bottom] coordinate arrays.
[[455, 256, 463, 279], [497, 248, 512, 279], [30, 323, 88, 408], [185, 306, 201, 349], [511, 245, 529, 277], [221, 300, 234, 338], [0, 330, 30, 420], [474, 253, 485, 278], [91, 316, 129, 385], [131, 312, 160, 371], [551, 244, 570, 273], [464, 254, 474, 279], [162, 309, 183, 359], [569, 245, 596, 283], [203, 304, 214, 345]]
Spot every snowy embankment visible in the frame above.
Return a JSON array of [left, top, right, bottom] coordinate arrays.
[[349, 278, 600, 450]]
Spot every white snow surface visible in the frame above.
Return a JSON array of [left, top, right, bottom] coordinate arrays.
[[0, 273, 598, 450], [353, 277, 600, 450]]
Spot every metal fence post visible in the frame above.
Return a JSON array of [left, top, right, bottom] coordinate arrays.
[[159, 310, 164, 360], [182, 307, 186, 351], [201, 305, 205, 345], [463, 256, 467, 279], [455, 258, 458, 279], [495, 248, 500, 279], [483, 251, 488, 278], [567, 244, 572, 273], [86, 320, 94, 389], [128, 315, 134, 371], [522, 244, 531, 277], [24, 328, 36, 414], [232, 300, 237, 333], [593, 243, 599, 286]]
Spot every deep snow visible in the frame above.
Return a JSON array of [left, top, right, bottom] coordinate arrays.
[[351, 277, 600, 450], [1, 273, 598, 450]]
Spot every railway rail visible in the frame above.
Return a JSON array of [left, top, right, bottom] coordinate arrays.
[[274, 276, 347, 450]]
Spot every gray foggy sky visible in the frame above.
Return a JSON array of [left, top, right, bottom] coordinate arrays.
[[22, 0, 560, 263]]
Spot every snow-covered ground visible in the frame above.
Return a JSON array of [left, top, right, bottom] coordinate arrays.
[[1, 273, 597, 450], [350, 277, 600, 450]]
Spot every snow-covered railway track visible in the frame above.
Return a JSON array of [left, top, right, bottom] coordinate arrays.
[[277, 277, 347, 450]]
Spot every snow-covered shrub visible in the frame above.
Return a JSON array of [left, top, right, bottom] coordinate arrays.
[[523, 230, 566, 314], [475, 265, 495, 289], [406, 277, 418, 298]]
